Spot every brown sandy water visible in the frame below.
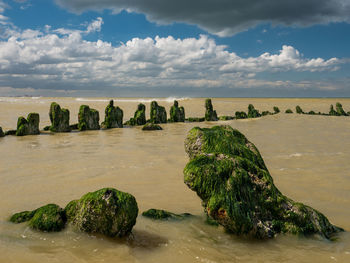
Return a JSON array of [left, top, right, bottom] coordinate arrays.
[[0, 97, 350, 263]]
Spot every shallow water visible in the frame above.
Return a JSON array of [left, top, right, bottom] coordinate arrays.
[[1, 97, 350, 263]]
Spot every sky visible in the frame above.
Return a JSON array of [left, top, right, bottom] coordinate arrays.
[[0, 0, 350, 97]]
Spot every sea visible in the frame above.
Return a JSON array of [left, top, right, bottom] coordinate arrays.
[[0, 97, 350, 262]]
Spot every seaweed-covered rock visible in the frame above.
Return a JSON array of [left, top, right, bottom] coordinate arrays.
[[150, 101, 167, 124], [235, 111, 248, 119], [78, 105, 100, 131], [16, 113, 40, 136], [0, 127, 4, 137], [10, 204, 66, 232], [296, 105, 304, 114], [49, 102, 71, 132], [187, 117, 205, 122], [285, 109, 293, 114], [273, 106, 280, 114], [205, 99, 218, 121], [184, 125, 343, 239], [247, 104, 261, 118], [125, 104, 146, 126], [142, 123, 163, 131], [5, 130, 16, 136], [65, 188, 138, 237], [142, 209, 192, 220], [219, 116, 234, 121], [261, 111, 272, 116], [170, 100, 185, 122], [335, 102, 347, 116], [308, 111, 316, 115], [101, 100, 123, 129]]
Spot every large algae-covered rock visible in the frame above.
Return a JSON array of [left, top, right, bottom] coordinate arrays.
[[150, 101, 167, 124], [247, 104, 261, 118], [49, 102, 71, 132], [205, 99, 218, 121], [184, 125, 342, 239], [16, 113, 40, 136], [101, 100, 123, 128], [170, 100, 185, 122], [0, 127, 4, 137], [125, 104, 146, 126], [10, 204, 66, 232], [65, 188, 138, 237], [78, 105, 100, 131]]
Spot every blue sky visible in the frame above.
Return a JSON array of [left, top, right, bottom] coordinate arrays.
[[0, 0, 350, 97]]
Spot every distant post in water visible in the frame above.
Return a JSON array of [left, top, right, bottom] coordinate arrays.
[[101, 100, 123, 129], [150, 101, 167, 124], [49, 102, 71, 132], [78, 105, 100, 131], [204, 99, 218, 121], [16, 113, 40, 136], [170, 100, 185, 122]]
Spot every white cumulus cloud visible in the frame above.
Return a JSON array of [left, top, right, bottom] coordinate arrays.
[[0, 18, 345, 96]]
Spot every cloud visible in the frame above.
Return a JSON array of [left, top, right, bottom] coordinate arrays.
[[55, 0, 350, 36], [0, 19, 344, 96]]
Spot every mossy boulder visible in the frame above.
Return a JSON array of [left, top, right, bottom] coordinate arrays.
[[65, 188, 138, 237], [10, 204, 66, 232], [142, 123, 163, 131], [296, 105, 304, 114], [16, 113, 40, 136], [0, 127, 4, 137], [335, 102, 347, 116], [49, 102, 71, 132], [170, 100, 185, 122], [247, 104, 261, 118], [101, 100, 123, 129], [235, 111, 248, 119], [205, 99, 218, 121], [78, 105, 100, 131], [150, 101, 167, 124], [183, 125, 343, 239], [142, 209, 192, 220], [125, 103, 146, 126], [187, 117, 205, 122], [285, 109, 293, 114]]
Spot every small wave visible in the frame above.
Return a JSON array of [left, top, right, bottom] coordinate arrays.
[[289, 153, 302, 157], [75, 97, 189, 103], [0, 96, 42, 103]]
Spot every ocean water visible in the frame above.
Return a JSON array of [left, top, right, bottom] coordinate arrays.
[[0, 97, 350, 263]]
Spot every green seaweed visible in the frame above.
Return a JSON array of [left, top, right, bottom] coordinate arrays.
[[235, 111, 248, 119], [142, 123, 163, 130], [247, 104, 261, 118], [296, 106, 304, 114], [142, 209, 192, 220]]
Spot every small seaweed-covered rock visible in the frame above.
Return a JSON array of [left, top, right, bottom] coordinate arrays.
[[101, 100, 123, 129], [65, 188, 138, 237], [235, 111, 248, 119], [16, 113, 40, 136], [219, 116, 234, 121], [247, 104, 261, 118], [78, 105, 100, 131], [142, 209, 192, 220], [126, 104, 146, 126], [49, 102, 71, 132], [261, 111, 272, 116], [335, 102, 347, 116], [170, 100, 185, 122], [285, 109, 293, 114], [205, 99, 218, 121], [187, 117, 205, 122], [150, 101, 167, 124], [296, 105, 304, 114], [142, 123, 163, 131], [0, 127, 4, 137], [273, 106, 280, 114], [184, 125, 343, 239], [10, 204, 66, 232]]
